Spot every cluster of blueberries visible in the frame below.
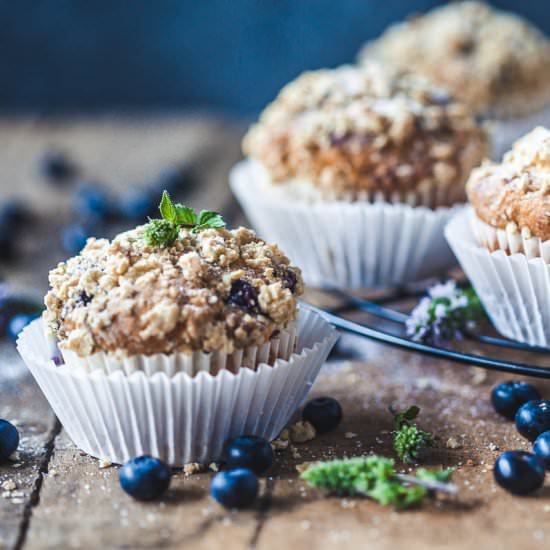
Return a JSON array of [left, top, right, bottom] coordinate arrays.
[[492, 381, 550, 495], [0, 149, 193, 260], [119, 397, 342, 506]]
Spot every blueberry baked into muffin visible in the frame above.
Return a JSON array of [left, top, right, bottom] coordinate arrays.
[[44, 192, 303, 369], [466, 126, 550, 260], [242, 63, 488, 207], [359, 1, 550, 119]]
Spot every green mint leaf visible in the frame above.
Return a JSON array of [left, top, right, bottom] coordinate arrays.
[[416, 468, 455, 484], [174, 204, 197, 225], [143, 219, 178, 248], [191, 210, 226, 233], [393, 405, 420, 429], [159, 191, 177, 223], [300, 456, 438, 509], [394, 424, 435, 464]]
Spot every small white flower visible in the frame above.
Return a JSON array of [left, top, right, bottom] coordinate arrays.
[[428, 280, 457, 300]]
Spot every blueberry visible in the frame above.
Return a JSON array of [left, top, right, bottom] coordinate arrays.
[[493, 451, 545, 495], [117, 189, 156, 221], [73, 184, 111, 221], [119, 456, 171, 501], [278, 268, 297, 293], [0, 419, 19, 460], [7, 313, 37, 341], [39, 149, 76, 183], [491, 381, 541, 420], [516, 400, 550, 441], [225, 435, 273, 474], [303, 397, 342, 433], [533, 431, 550, 469], [1, 200, 30, 228], [227, 280, 259, 313], [61, 224, 92, 254], [210, 468, 259, 509]]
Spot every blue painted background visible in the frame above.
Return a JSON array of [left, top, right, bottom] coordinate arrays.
[[2, 1, 548, 114]]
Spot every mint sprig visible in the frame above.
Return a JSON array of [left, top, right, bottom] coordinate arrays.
[[392, 405, 436, 464], [300, 456, 456, 509], [143, 191, 226, 247]]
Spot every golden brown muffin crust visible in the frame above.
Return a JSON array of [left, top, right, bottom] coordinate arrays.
[[360, 1, 550, 117], [44, 225, 303, 357], [243, 64, 488, 201], [467, 127, 550, 240]]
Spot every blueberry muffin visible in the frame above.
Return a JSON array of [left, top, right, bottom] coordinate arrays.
[[466, 126, 550, 260], [359, 2, 550, 119], [44, 214, 303, 364], [243, 63, 488, 207]]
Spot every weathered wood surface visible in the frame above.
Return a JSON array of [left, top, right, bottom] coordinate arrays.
[[1, 116, 550, 550]]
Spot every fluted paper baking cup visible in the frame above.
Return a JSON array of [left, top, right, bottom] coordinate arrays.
[[469, 210, 550, 263], [230, 159, 461, 289], [57, 322, 298, 377], [445, 207, 550, 347], [17, 309, 338, 466], [490, 103, 550, 160]]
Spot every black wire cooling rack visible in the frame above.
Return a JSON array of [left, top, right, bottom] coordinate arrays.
[[302, 285, 550, 380]]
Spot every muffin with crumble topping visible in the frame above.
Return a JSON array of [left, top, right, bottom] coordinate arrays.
[[359, 2, 550, 158], [445, 127, 550, 346], [17, 192, 338, 465], [231, 62, 488, 288], [44, 197, 304, 374]]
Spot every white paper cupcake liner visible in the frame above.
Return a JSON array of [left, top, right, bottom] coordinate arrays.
[[469, 210, 550, 263], [57, 321, 298, 377], [230, 159, 461, 289], [489, 103, 550, 160], [17, 309, 338, 466], [445, 207, 550, 347]]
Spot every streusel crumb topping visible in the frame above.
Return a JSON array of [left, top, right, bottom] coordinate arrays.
[[467, 127, 550, 239], [360, 1, 550, 117], [243, 63, 487, 200], [44, 225, 303, 357]]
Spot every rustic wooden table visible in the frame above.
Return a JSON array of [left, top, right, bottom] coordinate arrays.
[[1, 116, 549, 550]]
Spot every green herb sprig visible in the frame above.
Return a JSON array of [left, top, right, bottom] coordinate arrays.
[[300, 456, 456, 509], [143, 191, 226, 247], [392, 405, 436, 464]]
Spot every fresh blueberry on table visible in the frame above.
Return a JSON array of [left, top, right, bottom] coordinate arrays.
[[1, 200, 30, 228], [73, 183, 111, 221], [7, 313, 37, 341], [225, 435, 273, 474], [210, 468, 259, 509], [515, 400, 550, 441], [60, 224, 92, 254], [227, 280, 259, 313], [493, 451, 545, 495], [39, 149, 76, 183], [117, 189, 156, 221], [0, 419, 19, 461], [491, 381, 541, 420], [302, 397, 343, 433], [533, 431, 550, 470], [119, 456, 171, 501]]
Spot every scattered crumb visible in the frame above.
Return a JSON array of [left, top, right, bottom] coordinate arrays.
[[466, 459, 475, 467], [300, 520, 312, 531], [290, 445, 302, 460], [209, 463, 219, 472], [98, 459, 113, 469], [469, 367, 487, 385], [1, 480, 17, 492], [183, 463, 204, 476], [341, 498, 357, 509], [487, 443, 499, 451], [345, 432, 358, 439], [446, 437, 461, 450], [288, 421, 316, 443]]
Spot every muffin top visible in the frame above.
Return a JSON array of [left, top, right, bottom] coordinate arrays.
[[243, 63, 487, 200], [359, 2, 550, 117], [467, 126, 550, 240], [44, 210, 303, 357]]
